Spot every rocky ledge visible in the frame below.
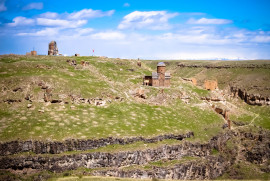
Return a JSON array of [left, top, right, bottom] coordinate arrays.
[[230, 86, 270, 106], [0, 131, 231, 172], [93, 156, 230, 180], [0, 132, 194, 156], [0, 129, 269, 180]]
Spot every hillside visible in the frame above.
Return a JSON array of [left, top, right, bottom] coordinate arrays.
[[0, 55, 269, 180]]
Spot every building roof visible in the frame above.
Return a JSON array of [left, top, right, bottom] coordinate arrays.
[[157, 62, 166, 67]]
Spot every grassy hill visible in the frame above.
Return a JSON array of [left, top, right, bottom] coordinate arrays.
[[0, 55, 269, 180], [0, 55, 269, 142]]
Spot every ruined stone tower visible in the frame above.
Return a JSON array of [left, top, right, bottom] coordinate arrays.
[[48, 41, 58, 55], [156, 62, 166, 86]]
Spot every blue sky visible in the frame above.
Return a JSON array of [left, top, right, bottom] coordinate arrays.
[[0, 0, 270, 59]]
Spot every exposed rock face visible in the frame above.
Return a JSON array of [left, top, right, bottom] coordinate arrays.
[[237, 130, 270, 164], [201, 97, 224, 102], [0, 129, 269, 180], [3, 99, 22, 104], [131, 88, 147, 99], [66, 59, 77, 66], [93, 156, 229, 180], [0, 133, 194, 156], [230, 86, 270, 106], [0, 136, 225, 172], [182, 78, 197, 85]]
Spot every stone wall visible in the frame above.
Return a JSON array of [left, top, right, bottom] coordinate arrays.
[[204, 80, 218, 90]]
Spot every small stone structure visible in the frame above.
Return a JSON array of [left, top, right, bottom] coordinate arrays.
[[75, 54, 80, 56], [31, 51, 37, 56], [26, 51, 37, 56], [137, 58, 141, 67], [143, 62, 171, 87], [48, 41, 59, 55], [204, 80, 218, 90]]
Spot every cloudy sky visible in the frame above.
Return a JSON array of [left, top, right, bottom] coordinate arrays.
[[0, 0, 270, 59]]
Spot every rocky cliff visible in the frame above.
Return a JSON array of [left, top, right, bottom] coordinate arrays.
[[0, 131, 232, 172], [93, 156, 229, 180], [0, 141, 213, 172], [0, 132, 193, 156], [230, 86, 270, 106], [0, 129, 269, 180]]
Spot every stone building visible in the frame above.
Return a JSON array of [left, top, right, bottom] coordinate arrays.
[[48, 41, 58, 55], [31, 51, 37, 56], [26, 50, 37, 56], [143, 62, 171, 87], [204, 80, 218, 90]]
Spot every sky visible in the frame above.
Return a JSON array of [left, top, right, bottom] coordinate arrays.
[[0, 0, 270, 59]]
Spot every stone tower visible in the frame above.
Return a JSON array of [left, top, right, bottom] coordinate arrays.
[[157, 62, 166, 86], [48, 41, 58, 55]]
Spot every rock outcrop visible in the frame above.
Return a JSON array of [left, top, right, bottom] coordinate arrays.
[[0, 142, 212, 172], [0, 129, 269, 180], [93, 156, 229, 180], [230, 86, 270, 106], [0, 132, 194, 156], [0, 131, 231, 172]]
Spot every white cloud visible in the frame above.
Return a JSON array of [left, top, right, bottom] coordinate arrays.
[[123, 3, 130, 7], [187, 18, 232, 24], [17, 28, 59, 36], [37, 18, 87, 28], [159, 32, 234, 45], [68, 9, 115, 20], [8, 16, 35, 26], [0, 0, 7, 12], [251, 35, 270, 43], [118, 11, 178, 30], [22, 2, 43, 10], [39, 12, 59, 19], [90, 31, 126, 40], [76, 28, 94, 36]]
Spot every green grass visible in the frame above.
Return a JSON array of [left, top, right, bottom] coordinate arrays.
[[217, 161, 270, 180], [0, 99, 223, 142], [230, 102, 270, 130], [0, 55, 269, 143]]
